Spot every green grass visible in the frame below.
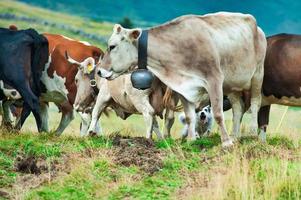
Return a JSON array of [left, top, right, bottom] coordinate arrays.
[[1, 132, 300, 200], [0, 103, 300, 199]]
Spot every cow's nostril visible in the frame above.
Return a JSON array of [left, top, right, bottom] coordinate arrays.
[[11, 91, 17, 96], [97, 69, 101, 77]]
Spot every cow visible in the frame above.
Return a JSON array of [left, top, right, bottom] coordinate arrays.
[[66, 53, 178, 138], [2, 25, 103, 134], [39, 34, 103, 135], [98, 12, 267, 147], [0, 28, 49, 131], [256, 33, 301, 141]]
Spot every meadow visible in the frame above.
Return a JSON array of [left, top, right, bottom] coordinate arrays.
[[0, 1, 301, 199]]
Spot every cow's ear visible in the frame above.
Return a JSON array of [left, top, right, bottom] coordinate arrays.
[[113, 24, 122, 34], [83, 57, 95, 74], [128, 28, 142, 41]]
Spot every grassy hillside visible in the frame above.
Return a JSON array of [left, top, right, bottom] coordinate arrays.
[[0, 104, 300, 199], [0, 0, 113, 49], [1, 131, 301, 199], [18, 0, 301, 35]]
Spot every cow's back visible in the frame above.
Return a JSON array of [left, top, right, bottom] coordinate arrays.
[[148, 12, 266, 95], [262, 34, 301, 106]]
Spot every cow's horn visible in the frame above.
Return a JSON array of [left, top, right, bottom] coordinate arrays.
[[65, 51, 81, 66]]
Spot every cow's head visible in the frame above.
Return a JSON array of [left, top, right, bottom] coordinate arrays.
[[98, 24, 142, 80], [65, 52, 96, 113]]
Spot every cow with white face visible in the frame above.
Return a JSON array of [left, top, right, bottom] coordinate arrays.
[[99, 12, 267, 147], [66, 53, 178, 138]]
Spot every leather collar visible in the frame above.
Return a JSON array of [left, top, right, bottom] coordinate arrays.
[[138, 30, 148, 69]]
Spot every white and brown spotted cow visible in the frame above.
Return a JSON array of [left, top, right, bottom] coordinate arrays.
[[39, 34, 103, 135], [98, 12, 267, 147]]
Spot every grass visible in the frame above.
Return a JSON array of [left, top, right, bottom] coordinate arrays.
[[1, 130, 300, 199], [0, 103, 300, 199]]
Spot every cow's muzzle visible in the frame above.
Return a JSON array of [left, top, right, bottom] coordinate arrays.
[[97, 68, 113, 79]]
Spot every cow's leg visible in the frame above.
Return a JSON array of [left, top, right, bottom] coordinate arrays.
[[13, 83, 42, 132], [15, 103, 31, 130], [129, 93, 159, 139], [207, 79, 233, 147], [163, 109, 175, 138], [249, 65, 264, 135], [258, 105, 270, 142], [1, 100, 15, 129], [133, 102, 156, 139], [40, 102, 49, 132], [55, 101, 74, 135], [94, 119, 102, 136], [87, 92, 111, 135], [78, 112, 91, 137], [179, 96, 196, 141], [152, 117, 163, 139], [141, 112, 154, 139], [228, 93, 244, 139]]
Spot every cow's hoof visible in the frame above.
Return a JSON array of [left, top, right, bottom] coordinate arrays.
[[222, 139, 234, 148], [89, 132, 98, 137], [249, 125, 258, 136], [55, 132, 62, 136], [259, 130, 267, 143]]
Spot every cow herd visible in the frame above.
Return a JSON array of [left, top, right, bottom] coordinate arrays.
[[0, 12, 300, 148]]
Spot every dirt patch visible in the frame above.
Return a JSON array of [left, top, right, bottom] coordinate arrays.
[[15, 156, 44, 174], [7, 154, 73, 199], [112, 135, 163, 174]]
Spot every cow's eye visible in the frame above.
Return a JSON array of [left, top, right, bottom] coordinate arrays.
[[75, 78, 78, 84], [109, 45, 116, 51]]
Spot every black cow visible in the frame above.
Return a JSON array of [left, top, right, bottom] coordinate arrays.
[[0, 28, 49, 132]]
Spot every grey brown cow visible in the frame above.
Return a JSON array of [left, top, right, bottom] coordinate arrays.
[[98, 12, 267, 147], [66, 54, 178, 138]]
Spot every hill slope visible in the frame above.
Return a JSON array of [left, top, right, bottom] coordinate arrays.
[[0, 0, 113, 48], [18, 0, 301, 35]]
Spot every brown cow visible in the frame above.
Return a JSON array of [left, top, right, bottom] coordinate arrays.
[[257, 33, 301, 141]]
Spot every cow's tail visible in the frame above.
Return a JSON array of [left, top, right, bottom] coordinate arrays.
[[162, 87, 183, 112], [25, 29, 49, 96]]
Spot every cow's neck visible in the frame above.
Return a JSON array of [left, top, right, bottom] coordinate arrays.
[[145, 32, 168, 78]]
